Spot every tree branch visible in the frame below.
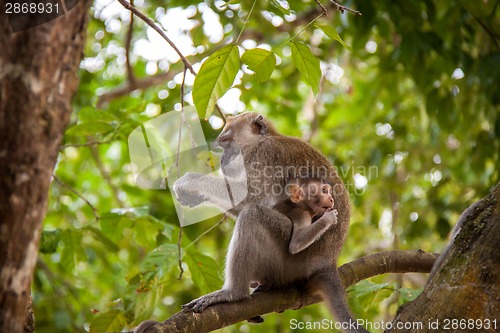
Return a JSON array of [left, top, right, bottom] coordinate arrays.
[[53, 175, 99, 221], [137, 250, 437, 333], [328, 0, 362, 16], [125, 0, 136, 86], [96, 70, 177, 108], [117, 0, 195, 76]]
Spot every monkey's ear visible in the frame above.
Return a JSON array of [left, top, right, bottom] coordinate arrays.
[[252, 115, 268, 135], [289, 184, 304, 203]]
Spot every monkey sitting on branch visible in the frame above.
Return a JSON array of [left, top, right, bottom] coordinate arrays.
[[172, 112, 369, 333]]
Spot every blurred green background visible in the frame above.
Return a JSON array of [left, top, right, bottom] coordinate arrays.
[[34, 1, 499, 332]]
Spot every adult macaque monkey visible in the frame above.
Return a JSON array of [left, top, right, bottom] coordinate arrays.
[[280, 177, 338, 254], [173, 112, 368, 333]]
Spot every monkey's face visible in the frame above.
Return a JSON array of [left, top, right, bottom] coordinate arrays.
[[289, 181, 335, 216], [303, 182, 335, 216], [217, 112, 276, 149]]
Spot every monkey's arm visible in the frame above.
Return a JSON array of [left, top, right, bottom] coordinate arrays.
[[173, 172, 247, 214], [289, 210, 338, 255]]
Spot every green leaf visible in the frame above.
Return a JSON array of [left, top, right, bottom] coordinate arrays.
[[100, 213, 130, 243], [290, 41, 322, 95], [349, 281, 392, 311], [193, 44, 240, 119], [270, 0, 291, 15], [65, 121, 114, 137], [314, 24, 352, 50], [141, 244, 180, 278], [89, 310, 126, 333], [133, 218, 163, 248], [185, 249, 222, 294], [40, 229, 61, 254], [78, 107, 118, 123], [85, 226, 119, 252], [133, 285, 162, 323], [399, 287, 423, 303], [241, 48, 276, 82], [111, 206, 150, 217], [61, 229, 86, 273]]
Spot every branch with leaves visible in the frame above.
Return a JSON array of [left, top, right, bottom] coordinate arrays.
[[132, 250, 437, 333], [99, 1, 359, 107]]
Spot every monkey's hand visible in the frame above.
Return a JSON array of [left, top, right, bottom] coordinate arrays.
[[173, 173, 208, 207], [322, 209, 338, 226]]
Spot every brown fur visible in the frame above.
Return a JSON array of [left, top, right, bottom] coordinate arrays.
[[174, 112, 368, 333]]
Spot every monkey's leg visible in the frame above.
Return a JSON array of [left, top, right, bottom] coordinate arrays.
[[182, 212, 260, 313], [289, 210, 338, 254], [308, 269, 370, 333], [182, 254, 252, 313]]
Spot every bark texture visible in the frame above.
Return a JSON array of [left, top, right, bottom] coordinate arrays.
[[389, 183, 500, 332], [0, 3, 92, 332]]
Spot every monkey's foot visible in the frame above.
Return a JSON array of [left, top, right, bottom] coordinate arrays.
[[182, 297, 209, 313], [182, 291, 248, 313], [182, 297, 216, 313]]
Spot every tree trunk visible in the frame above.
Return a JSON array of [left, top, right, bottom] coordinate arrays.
[[0, 2, 92, 332], [389, 183, 500, 332]]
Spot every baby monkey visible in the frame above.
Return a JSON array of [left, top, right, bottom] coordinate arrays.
[[246, 177, 338, 324], [278, 177, 338, 254]]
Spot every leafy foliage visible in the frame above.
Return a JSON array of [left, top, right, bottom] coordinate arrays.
[[35, 1, 499, 332], [193, 44, 240, 119], [290, 41, 322, 95], [241, 48, 277, 82]]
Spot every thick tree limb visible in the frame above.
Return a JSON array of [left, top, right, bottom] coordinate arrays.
[[389, 183, 500, 332], [0, 2, 92, 332], [137, 250, 437, 333]]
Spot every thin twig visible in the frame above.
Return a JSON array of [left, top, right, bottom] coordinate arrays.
[[89, 143, 125, 207], [53, 175, 100, 221], [288, 13, 325, 43], [473, 15, 500, 50], [314, 0, 328, 16], [125, 0, 136, 85], [61, 125, 120, 149], [61, 138, 114, 148], [329, 0, 362, 15], [235, 0, 257, 43], [185, 214, 229, 249], [176, 67, 188, 280], [117, 0, 196, 75], [177, 228, 184, 280], [215, 105, 227, 122]]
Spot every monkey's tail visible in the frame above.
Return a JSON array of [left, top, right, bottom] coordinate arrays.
[[309, 269, 370, 333]]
